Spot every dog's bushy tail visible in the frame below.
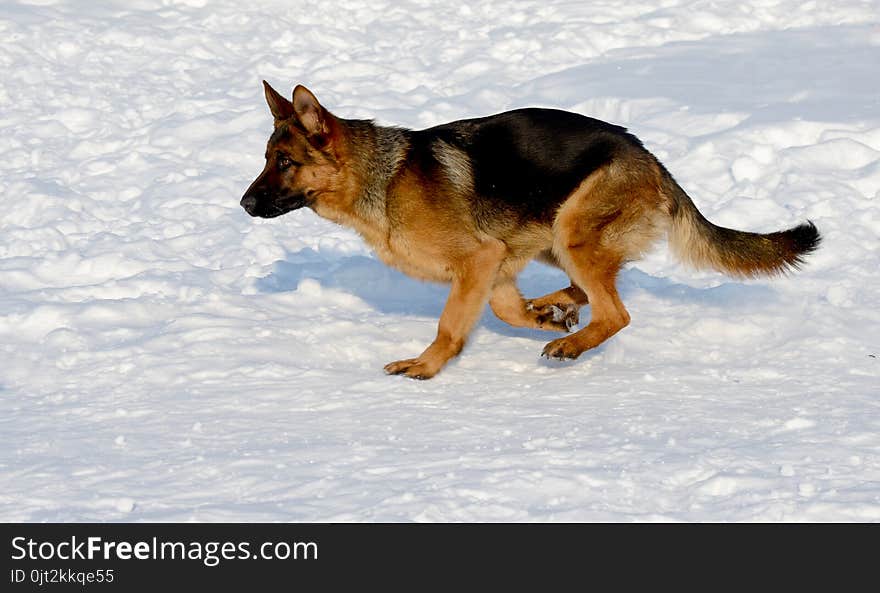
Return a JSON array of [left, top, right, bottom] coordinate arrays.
[[663, 172, 821, 278]]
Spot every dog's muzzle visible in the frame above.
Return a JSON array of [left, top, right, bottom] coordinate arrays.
[[240, 188, 308, 218], [240, 195, 259, 215]]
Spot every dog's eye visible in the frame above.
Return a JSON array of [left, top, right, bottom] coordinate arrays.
[[277, 153, 299, 171]]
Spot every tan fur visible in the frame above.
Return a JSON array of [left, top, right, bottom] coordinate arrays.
[[526, 285, 588, 310], [384, 237, 508, 378]]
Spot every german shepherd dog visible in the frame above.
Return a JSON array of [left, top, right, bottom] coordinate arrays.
[[241, 82, 820, 379]]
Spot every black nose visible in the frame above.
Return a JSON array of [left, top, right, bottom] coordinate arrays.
[[240, 195, 257, 212]]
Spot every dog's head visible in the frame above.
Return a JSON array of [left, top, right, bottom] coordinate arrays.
[[241, 82, 347, 218]]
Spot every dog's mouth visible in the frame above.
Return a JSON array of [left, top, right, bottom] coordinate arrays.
[[240, 193, 308, 218]]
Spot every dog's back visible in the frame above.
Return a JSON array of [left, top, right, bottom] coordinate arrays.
[[412, 108, 643, 226]]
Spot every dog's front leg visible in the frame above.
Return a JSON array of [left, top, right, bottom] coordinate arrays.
[[384, 240, 506, 380]]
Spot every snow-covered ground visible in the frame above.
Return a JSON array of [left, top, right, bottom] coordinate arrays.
[[1, 0, 878, 521]]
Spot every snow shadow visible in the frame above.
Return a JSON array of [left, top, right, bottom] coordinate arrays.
[[621, 268, 777, 309], [256, 248, 776, 338], [255, 248, 448, 318]]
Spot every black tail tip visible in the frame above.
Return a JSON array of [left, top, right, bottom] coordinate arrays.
[[778, 220, 821, 273], [789, 220, 822, 255]]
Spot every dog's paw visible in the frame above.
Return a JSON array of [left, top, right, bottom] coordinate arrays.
[[526, 302, 579, 332], [383, 358, 438, 380], [541, 336, 585, 360]]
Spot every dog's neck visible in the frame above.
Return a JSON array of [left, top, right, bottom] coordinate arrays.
[[345, 120, 409, 222]]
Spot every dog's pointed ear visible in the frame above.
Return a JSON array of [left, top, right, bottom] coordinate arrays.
[[292, 85, 332, 147], [263, 80, 294, 121]]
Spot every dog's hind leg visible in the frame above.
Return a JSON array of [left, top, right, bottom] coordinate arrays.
[[524, 284, 587, 329], [527, 284, 588, 309], [539, 164, 664, 360], [384, 239, 507, 379], [541, 253, 629, 359], [489, 280, 577, 332]]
